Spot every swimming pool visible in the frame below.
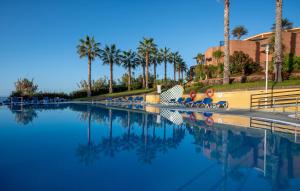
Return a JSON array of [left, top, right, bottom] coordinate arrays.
[[0, 103, 300, 191]]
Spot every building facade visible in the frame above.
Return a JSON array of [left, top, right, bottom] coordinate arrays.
[[204, 27, 300, 68]]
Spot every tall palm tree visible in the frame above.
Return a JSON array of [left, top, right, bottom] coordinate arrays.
[[138, 38, 157, 89], [170, 52, 180, 82], [136, 53, 146, 88], [120, 50, 138, 91], [180, 60, 188, 81], [77, 36, 100, 97], [150, 48, 161, 85], [193, 53, 205, 65], [223, 0, 230, 84], [271, 18, 293, 31], [159, 47, 171, 82], [274, 0, 283, 82], [176, 56, 184, 81], [231, 25, 248, 40], [99, 44, 121, 93]]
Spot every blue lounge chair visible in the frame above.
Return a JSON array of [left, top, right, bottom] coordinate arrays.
[[177, 97, 184, 105], [194, 98, 213, 108], [11, 97, 22, 105], [134, 96, 141, 102], [215, 101, 228, 108], [184, 97, 193, 106], [106, 97, 113, 102], [2, 99, 10, 105], [191, 99, 203, 107], [203, 98, 213, 108], [31, 97, 39, 105], [43, 97, 50, 104], [127, 97, 133, 102], [138, 96, 145, 104]]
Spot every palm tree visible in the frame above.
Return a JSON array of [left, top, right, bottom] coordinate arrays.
[[138, 38, 157, 89], [176, 58, 188, 81], [180, 61, 188, 81], [136, 53, 146, 88], [150, 48, 160, 85], [77, 36, 101, 97], [120, 50, 138, 91], [170, 52, 180, 82], [176, 55, 184, 81], [271, 18, 293, 31], [231, 25, 248, 40], [274, 0, 283, 82], [212, 50, 224, 65], [99, 44, 121, 93], [193, 53, 205, 65], [159, 47, 171, 82], [223, 0, 230, 84]]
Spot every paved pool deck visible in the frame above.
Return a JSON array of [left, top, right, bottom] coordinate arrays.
[[148, 103, 300, 125]]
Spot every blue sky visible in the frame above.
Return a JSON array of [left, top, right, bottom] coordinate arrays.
[[0, 0, 299, 96]]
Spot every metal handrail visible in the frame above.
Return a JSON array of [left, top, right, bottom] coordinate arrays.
[[251, 93, 300, 100], [251, 89, 300, 96], [250, 90, 300, 116]]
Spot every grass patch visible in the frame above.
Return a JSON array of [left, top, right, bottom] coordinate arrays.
[[184, 79, 300, 93], [75, 88, 155, 101]]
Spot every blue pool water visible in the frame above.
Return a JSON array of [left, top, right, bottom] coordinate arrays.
[[0, 103, 300, 191]]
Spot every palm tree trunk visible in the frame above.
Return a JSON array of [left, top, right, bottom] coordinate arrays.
[[173, 61, 176, 81], [164, 59, 167, 82], [109, 61, 113, 94], [128, 66, 132, 91], [274, 0, 283, 82], [154, 62, 157, 86], [223, 0, 230, 84], [178, 68, 180, 82], [87, 57, 92, 97], [145, 51, 149, 89], [142, 64, 145, 88]]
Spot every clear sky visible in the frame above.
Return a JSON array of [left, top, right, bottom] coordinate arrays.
[[0, 0, 299, 96]]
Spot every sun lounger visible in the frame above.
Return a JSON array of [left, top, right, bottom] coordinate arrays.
[[177, 97, 184, 105], [214, 101, 228, 108], [184, 97, 193, 107], [105, 97, 113, 102], [31, 97, 39, 105], [42, 97, 50, 104], [127, 96, 134, 102], [194, 98, 213, 108]]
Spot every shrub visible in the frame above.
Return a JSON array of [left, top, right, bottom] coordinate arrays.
[[283, 54, 300, 73], [230, 51, 260, 75], [70, 90, 87, 99], [14, 78, 38, 96]]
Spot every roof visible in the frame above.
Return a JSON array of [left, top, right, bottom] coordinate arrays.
[[244, 27, 300, 41]]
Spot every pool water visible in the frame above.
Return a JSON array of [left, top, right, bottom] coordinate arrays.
[[0, 104, 300, 191]]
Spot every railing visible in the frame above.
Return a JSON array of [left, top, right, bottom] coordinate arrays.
[[250, 117, 300, 143], [250, 89, 300, 117]]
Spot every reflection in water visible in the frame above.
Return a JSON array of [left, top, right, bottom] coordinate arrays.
[[74, 105, 186, 165], [12, 109, 38, 125], [7, 104, 70, 125], [76, 106, 100, 165], [4, 103, 300, 190]]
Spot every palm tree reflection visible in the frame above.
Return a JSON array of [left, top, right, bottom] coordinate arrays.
[[72, 105, 300, 190], [76, 107, 100, 166]]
